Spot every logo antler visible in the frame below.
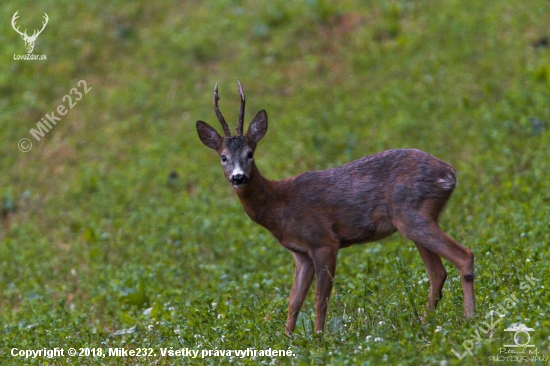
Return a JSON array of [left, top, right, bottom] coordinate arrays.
[[11, 11, 27, 38]]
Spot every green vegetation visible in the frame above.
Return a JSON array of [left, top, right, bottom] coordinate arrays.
[[1, 0, 549, 364]]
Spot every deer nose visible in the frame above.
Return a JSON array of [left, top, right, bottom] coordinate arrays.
[[231, 174, 248, 185]]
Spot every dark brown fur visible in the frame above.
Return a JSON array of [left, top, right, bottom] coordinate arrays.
[[237, 149, 454, 250], [196, 83, 475, 334]]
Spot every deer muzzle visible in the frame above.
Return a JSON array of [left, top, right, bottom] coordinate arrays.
[[231, 174, 248, 186]]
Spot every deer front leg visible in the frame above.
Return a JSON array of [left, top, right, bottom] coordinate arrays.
[[312, 246, 338, 333], [285, 251, 315, 335]]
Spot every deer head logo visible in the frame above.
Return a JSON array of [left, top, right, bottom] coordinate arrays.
[[11, 11, 49, 54]]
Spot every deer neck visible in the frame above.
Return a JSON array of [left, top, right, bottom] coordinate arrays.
[[233, 165, 280, 228]]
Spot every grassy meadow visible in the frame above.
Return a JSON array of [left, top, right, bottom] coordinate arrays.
[[1, 0, 549, 364]]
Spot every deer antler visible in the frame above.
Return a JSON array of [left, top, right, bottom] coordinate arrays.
[[237, 80, 245, 135], [30, 13, 48, 39], [213, 83, 232, 137], [11, 11, 28, 38]]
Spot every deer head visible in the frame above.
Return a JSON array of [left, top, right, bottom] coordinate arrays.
[[12, 11, 49, 54], [196, 82, 268, 187]]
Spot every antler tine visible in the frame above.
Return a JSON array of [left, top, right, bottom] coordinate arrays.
[[11, 10, 19, 24], [237, 80, 245, 135], [32, 13, 48, 38], [11, 11, 27, 37], [213, 83, 231, 137], [40, 13, 49, 30]]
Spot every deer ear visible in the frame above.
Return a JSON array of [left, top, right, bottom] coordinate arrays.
[[246, 110, 268, 144], [197, 121, 223, 150]]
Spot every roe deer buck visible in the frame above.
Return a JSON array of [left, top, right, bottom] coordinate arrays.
[[196, 82, 475, 334]]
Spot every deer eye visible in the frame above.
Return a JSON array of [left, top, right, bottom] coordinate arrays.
[[221, 155, 227, 163], [247, 151, 254, 160]]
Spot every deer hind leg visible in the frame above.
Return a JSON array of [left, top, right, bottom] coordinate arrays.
[[393, 210, 474, 318], [286, 251, 315, 335], [414, 242, 447, 313]]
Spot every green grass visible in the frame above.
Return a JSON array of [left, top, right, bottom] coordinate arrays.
[[1, 0, 549, 364]]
